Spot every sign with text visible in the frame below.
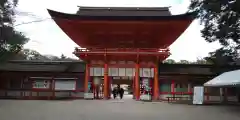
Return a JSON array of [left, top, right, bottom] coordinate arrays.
[[140, 94, 151, 101], [193, 86, 204, 105], [84, 93, 94, 99], [32, 80, 49, 89], [54, 80, 76, 90]]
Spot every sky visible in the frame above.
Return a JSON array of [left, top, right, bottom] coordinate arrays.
[[15, 0, 221, 62]]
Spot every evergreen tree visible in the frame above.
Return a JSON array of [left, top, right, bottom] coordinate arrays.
[[189, 0, 240, 65], [0, 0, 29, 62]]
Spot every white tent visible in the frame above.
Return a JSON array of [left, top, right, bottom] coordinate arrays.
[[204, 69, 240, 87]]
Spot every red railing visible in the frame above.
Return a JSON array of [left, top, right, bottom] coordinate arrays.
[[74, 47, 170, 54]]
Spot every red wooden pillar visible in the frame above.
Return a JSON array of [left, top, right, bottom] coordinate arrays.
[[187, 83, 192, 93], [171, 80, 175, 94], [84, 63, 89, 93], [29, 79, 33, 99], [108, 77, 112, 99], [20, 79, 23, 98], [132, 76, 135, 99], [135, 63, 140, 100], [187, 83, 192, 100], [153, 66, 159, 100], [103, 63, 108, 99], [205, 87, 209, 101], [51, 77, 55, 99], [171, 80, 175, 101], [224, 88, 228, 98]]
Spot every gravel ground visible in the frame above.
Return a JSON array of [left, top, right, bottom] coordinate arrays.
[[0, 97, 239, 120]]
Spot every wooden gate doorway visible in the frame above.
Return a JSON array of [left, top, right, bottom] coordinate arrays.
[[110, 76, 133, 96]]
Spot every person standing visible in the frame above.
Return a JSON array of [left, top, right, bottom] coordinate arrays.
[[112, 87, 117, 99], [119, 87, 124, 99]]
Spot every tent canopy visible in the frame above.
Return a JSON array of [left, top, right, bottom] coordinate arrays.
[[204, 69, 240, 87]]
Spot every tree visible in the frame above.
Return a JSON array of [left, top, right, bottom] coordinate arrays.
[[178, 60, 190, 64], [204, 47, 237, 65], [60, 54, 66, 59], [189, 0, 240, 47], [189, 0, 240, 64], [0, 0, 29, 62], [22, 49, 46, 60], [163, 59, 176, 64], [191, 57, 212, 64], [11, 49, 78, 61], [44, 55, 60, 61]]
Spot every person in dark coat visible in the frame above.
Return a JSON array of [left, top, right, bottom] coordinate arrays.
[[119, 87, 124, 99], [112, 87, 117, 99]]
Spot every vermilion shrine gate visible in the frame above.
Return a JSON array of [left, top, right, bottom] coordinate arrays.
[[48, 7, 194, 100]]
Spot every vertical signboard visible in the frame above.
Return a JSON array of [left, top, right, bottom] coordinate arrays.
[[193, 86, 204, 105], [140, 78, 151, 101]]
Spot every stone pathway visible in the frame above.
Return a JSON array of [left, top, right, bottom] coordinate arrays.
[[0, 98, 239, 120]]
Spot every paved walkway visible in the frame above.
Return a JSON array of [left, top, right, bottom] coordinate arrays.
[[0, 97, 239, 120]]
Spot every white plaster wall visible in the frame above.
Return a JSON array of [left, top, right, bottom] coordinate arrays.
[[31, 92, 37, 96], [227, 96, 238, 102], [71, 92, 84, 97], [38, 92, 52, 97], [90, 67, 154, 77], [159, 94, 171, 100], [204, 96, 237, 102], [23, 91, 30, 96], [7, 91, 21, 97], [160, 94, 191, 100], [55, 92, 71, 97], [204, 96, 221, 101]]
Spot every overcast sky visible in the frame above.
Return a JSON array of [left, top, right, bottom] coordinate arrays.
[[15, 0, 221, 61]]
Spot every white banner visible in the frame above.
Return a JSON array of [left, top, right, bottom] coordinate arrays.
[[126, 68, 133, 77], [140, 94, 151, 101], [142, 68, 151, 77], [150, 68, 154, 78], [139, 68, 143, 77], [110, 68, 118, 76], [119, 68, 126, 76], [93, 67, 102, 76], [54, 80, 76, 90], [90, 67, 94, 76], [84, 93, 94, 99], [101, 68, 104, 76]]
